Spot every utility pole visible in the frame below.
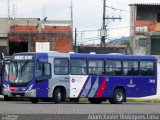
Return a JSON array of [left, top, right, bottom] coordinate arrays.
[[100, 0, 106, 47], [7, 0, 10, 19], [70, 0, 73, 28], [70, 0, 74, 52], [43, 4, 47, 20], [74, 28, 77, 52], [100, 0, 122, 47]]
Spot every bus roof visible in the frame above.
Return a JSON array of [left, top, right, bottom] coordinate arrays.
[[70, 53, 157, 61], [12, 52, 157, 61]]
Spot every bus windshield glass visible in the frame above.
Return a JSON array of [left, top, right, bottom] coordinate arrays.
[[9, 61, 34, 86]]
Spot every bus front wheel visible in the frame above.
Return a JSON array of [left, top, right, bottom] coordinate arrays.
[[53, 88, 62, 104], [109, 88, 125, 104], [30, 98, 39, 104], [4, 96, 12, 101]]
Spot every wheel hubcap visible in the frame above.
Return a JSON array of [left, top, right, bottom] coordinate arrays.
[[58, 92, 61, 100], [116, 91, 123, 101]]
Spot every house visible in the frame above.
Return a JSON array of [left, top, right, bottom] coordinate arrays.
[[0, 18, 72, 55], [130, 3, 160, 55]]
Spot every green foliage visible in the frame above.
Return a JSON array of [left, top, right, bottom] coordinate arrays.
[[120, 40, 130, 46]]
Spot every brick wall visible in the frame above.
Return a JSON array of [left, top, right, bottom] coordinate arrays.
[[9, 25, 72, 52]]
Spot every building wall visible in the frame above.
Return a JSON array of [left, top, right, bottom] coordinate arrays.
[[78, 46, 129, 54], [0, 18, 39, 37], [130, 4, 137, 54], [0, 18, 72, 54], [0, 38, 8, 46], [130, 4, 160, 55], [9, 25, 72, 53], [0, 18, 40, 55]]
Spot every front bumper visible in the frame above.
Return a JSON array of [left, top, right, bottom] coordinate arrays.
[[8, 89, 36, 98]]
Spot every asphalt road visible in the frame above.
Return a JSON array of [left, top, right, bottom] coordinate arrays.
[[0, 101, 160, 114]]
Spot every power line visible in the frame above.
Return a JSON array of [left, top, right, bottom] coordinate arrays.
[[75, 22, 157, 33], [105, 5, 129, 12]]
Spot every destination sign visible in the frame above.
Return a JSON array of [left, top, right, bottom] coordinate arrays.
[[12, 54, 35, 61]]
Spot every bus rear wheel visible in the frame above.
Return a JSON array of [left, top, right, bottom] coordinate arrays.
[[88, 98, 103, 104], [109, 88, 125, 104], [30, 98, 39, 104], [53, 88, 62, 104]]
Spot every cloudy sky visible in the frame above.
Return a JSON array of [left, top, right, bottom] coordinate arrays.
[[1, 0, 160, 44]]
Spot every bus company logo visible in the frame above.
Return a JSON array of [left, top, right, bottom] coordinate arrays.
[[72, 79, 75, 83], [127, 79, 136, 87], [130, 79, 133, 84]]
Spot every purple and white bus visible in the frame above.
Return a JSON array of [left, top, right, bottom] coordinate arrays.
[[7, 52, 157, 104]]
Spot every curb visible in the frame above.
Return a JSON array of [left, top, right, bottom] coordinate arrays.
[[0, 95, 4, 101]]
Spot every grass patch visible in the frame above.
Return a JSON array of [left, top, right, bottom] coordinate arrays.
[[80, 98, 160, 103], [80, 98, 88, 102], [127, 99, 160, 103]]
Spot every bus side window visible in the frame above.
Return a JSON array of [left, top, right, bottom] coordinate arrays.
[[106, 60, 122, 76], [140, 61, 154, 76], [123, 61, 139, 76], [88, 60, 104, 75], [36, 62, 51, 81], [36, 63, 42, 77], [70, 59, 87, 75], [54, 58, 69, 75]]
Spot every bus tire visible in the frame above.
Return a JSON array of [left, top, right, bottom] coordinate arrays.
[[53, 88, 62, 104], [4, 96, 12, 101], [109, 88, 125, 104], [61, 88, 66, 102], [88, 98, 103, 104], [30, 98, 39, 104]]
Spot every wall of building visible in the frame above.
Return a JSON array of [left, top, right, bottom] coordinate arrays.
[[0, 18, 72, 55], [0, 18, 39, 37], [9, 25, 72, 53], [130, 4, 137, 54], [78, 45, 129, 54], [0, 18, 40, 55], [130, 4, 160, 55]]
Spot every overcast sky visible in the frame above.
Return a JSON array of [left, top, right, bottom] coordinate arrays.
[[1, 0, 160, 44]]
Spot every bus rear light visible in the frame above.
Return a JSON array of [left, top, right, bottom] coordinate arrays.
[[10, 87, 16, 92]]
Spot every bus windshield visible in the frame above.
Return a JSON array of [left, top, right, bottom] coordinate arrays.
[[9, 61, 34, 86]]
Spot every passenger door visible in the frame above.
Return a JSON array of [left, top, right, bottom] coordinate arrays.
[[36, 62, 51, 98]]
